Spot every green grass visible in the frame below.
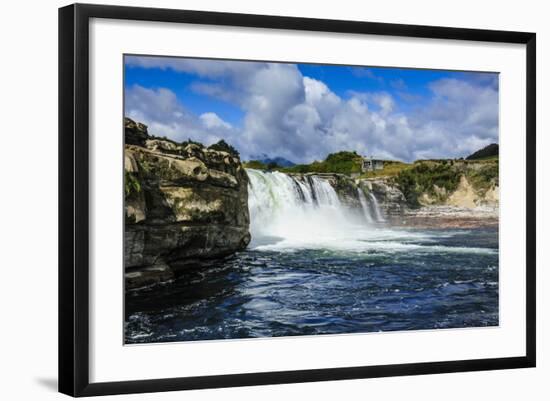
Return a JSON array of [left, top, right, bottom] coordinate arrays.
[[359, 161, 411, 178]]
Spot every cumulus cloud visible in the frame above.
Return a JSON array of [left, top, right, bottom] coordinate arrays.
[[125, 57, 498, 163], [125, 84, 236, 147], [200, 112, 232, 129]]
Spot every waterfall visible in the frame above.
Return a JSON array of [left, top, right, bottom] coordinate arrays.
[[308, 176, 342, 207], [247, 169, 354, 241], [369, 192, 385, 222], [357, 188, 373, 223], [246, 169, 389, 248]]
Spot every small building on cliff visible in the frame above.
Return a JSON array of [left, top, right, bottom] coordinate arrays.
[[361, 157, 384, 172]]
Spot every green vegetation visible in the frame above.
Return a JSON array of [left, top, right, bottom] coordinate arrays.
[[179, 138, 203, 148], [465, 160, 499, 191], [281, 151, 363, 174], [125, 171, 141, 198], [208, 139, 240, 158], [243, 160, 283, 170], [468, 154, 498, 161], [393, 162, 462, 206], [244, 151, 363, 174], [392, 158, 499, 206], [466, 143, 498, 160], [360, 161, 411, 179], [243, 160, 269, 170]]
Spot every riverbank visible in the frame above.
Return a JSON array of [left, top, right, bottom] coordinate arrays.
[[391, 205, 499, 229]]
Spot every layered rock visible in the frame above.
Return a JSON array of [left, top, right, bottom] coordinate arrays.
[[359, 179, 408, 217], [445, 175, 499, 208], [124, 118, 250, 290]]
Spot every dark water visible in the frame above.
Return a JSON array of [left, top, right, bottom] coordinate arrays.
[[125, 226, 498, 344]]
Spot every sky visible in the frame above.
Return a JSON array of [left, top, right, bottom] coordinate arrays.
[[124, 55, 499, 163]]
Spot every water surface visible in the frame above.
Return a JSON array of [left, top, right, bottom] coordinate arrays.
[[125, 225, 498, 343]]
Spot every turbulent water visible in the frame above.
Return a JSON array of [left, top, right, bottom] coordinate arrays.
[[125, 169, 499, 344]]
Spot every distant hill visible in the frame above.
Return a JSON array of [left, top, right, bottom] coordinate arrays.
[[466, 143, 499, 160], [252, 154, 295, 167]]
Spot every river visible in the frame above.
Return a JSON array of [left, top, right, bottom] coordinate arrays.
[[125, 169, 499, 343]]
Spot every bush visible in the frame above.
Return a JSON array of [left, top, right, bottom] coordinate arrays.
[[180, 138, 204, 148], [125, 171, 141, 198], [281, 151, 362, 174], [243, 160, 268, 170], [208, 139, 240, 158], [466, 161, 499, 190], [393, 162, 461, 206]]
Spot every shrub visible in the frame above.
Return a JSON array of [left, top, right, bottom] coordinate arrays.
[[208, 139, 240, 158], [393, 162, 461, 206], [281, 151, 362, 174], [125, 171, 141, 198], [243, 160, 268, 170]]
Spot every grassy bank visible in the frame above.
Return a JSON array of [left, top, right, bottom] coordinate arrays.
[[392, 158, 499, 206]]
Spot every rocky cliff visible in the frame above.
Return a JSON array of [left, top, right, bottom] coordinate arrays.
[[290, 173, 407, 219], [359, 179, 408, 217], [124, 118, 250, 290]]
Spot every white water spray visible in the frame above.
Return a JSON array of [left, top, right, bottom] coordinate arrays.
[[247, 169, 349, 240], [246, 169, 390, 248], [369, 193, 385, 222], [356, 187, 374, 223]]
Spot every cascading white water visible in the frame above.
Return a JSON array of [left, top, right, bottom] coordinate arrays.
[[247, 169, 387, 239], [247, 169, 355, 244], [308, 176, 342, 206], [369, 192, 385, 222], [246, 169, 388, 236], [356, 187, 373, 223], [245, 169, 496, 255]]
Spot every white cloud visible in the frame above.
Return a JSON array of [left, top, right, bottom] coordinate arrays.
[[125, 58, 498, 163], [200, 112, 232, 129], [125, 85, 235, 147]]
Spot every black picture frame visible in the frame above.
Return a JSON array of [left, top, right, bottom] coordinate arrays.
[[59, 3, 536, 397]]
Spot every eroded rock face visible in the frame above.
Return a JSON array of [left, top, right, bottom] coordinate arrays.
[[363, 179, 408, 217], [445, 176, 499, 208], [124, 118, 250, 290]]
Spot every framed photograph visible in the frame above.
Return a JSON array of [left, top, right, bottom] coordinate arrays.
[[59, 3, 536, 397]]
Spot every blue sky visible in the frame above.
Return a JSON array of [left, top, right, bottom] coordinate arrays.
[[124, 55, 499, 163]]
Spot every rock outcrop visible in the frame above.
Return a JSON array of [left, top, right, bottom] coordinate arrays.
[[359, 179, 408, 217], [445, 175, 499, 208], [416, 175, 499, 208], [124, 118, 250, 290]]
